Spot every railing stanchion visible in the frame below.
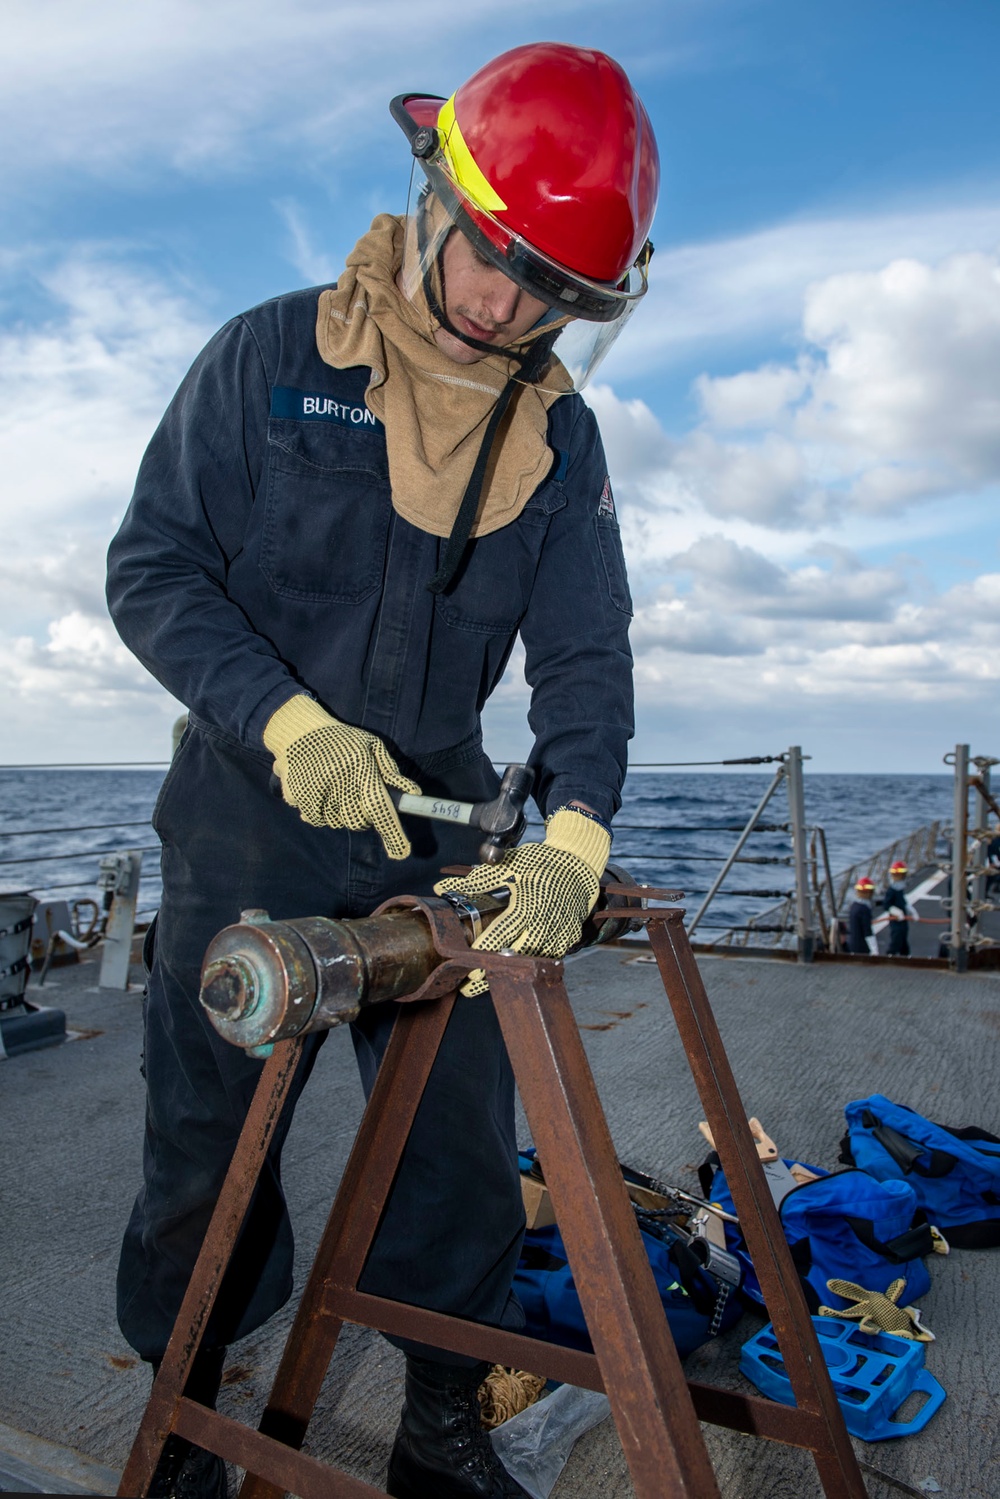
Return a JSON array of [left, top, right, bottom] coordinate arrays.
[[950, 744, 970, 973]]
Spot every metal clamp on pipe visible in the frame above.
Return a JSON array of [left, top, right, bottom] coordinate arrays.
[[199, 864, 645, 1056]]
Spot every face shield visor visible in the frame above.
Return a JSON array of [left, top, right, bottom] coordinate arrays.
[[393, 94, 652, 392]]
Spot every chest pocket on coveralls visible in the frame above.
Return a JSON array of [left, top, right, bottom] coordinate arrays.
[[434, 481, 567, 635], [261, 419, 391, 603]]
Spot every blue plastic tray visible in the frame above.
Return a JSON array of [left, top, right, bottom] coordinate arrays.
[[740, 1316, 946, 1441]]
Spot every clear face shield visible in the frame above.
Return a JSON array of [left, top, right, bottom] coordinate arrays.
[[400, 169, 650, 393]]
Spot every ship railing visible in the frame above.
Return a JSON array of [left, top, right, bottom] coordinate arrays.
[[14, 745, 979, 974], [939, 746, 1000, 966], [527, 747, 816, 957], [695, 743, 999, 967], [0, 758, 168, 988], [711, 822, 947, 954], [0, 819, 158, 910]]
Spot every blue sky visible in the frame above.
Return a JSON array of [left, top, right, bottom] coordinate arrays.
[[2, 0, 999, 771]]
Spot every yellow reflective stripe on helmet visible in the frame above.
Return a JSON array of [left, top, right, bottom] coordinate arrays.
[[437, 94, 507, 213]]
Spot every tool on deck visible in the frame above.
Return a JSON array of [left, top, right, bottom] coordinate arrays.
[[699, 1116, 819, 1206], [392, 761, 534, 864], [700, 1115, 778, 1161], [618, 1162, 740, 1226]]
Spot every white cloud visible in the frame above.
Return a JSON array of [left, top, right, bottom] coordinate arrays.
[[275, 200, 341, 288], [629, 593, 766, 657], [584, 384, 675, 496], [0, 256, 210, 752], [5, 188, 1000, 768], [675, 429, 830, 526], [796, 253, 1000, 490], [1, 0, 617, 186], [681, 536, 906, 621], [606, 200, 1000, 381], [697, 362, 809, 428], [639, 249, 1000, 532], [626, 553, 1000, 720], [577, 369, 1000, 752], [6, 611, 160, 708], [0, 255, 211, 535]]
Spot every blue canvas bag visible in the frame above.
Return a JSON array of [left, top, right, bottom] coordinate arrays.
[[842, 1094, 1000, 1248], [700, 1156, 933, 1313], [514, 1217, 743, 1360]]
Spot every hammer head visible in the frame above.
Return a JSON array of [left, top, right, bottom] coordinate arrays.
[[473, 763, 534, 864]]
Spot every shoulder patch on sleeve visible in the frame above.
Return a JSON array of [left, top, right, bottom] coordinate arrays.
[[598, 475, 615, 517]]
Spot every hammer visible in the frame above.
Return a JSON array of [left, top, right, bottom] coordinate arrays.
[[269, 762, 533, 864], [393, 762, 534, 864]]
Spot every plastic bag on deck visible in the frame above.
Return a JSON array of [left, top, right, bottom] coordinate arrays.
[[490, 1384, 611, 1499]]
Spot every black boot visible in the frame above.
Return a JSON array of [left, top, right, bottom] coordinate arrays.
[[386, 1357, 531, 1499], [147, 1348, 230, 1499], [148, 1436, 229, 1499]]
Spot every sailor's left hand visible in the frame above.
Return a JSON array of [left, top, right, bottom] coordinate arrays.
[[434, 806, 610, 996]]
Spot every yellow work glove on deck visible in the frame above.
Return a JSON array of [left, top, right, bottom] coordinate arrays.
[[263, 695, 420, 861], [819, 1278, 935, 1341], [434, 807, 611, 996]]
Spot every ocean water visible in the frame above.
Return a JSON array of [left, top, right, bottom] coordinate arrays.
[[0, 767, 953, 933], [601, 771, 953, 933], [0, 768, 168, 925]]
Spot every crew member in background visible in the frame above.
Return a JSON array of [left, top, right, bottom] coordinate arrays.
[[106, 44, 658, 1499], [883, 860, 918, 956], [846, 876, 879, 955]]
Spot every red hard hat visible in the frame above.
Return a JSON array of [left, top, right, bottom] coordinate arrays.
[[855, 877, 876, 894], [448, 43, 658, 283], [889, 861, 908, 876], [392, 42, 659, 320]]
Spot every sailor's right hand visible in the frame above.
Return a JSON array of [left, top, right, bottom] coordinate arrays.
[[263, 695, 420, 860]]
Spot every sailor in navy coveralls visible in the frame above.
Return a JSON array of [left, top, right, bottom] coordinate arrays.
[[883, 861, 918, 957], [846, 876, 878, 955], [106, 44, 659, 1499]]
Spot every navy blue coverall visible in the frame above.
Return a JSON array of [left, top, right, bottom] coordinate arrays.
[[883, 886, 912, 957], [106, 286, 634, 1364], [846, 899, 875, 955]]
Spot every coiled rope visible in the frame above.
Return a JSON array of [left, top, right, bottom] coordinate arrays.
[[477, 1365, 547, 1429]]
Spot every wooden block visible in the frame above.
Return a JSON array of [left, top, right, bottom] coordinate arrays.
[[520, 1173, 556, 1229]]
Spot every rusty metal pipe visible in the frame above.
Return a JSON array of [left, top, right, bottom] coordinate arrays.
[[199, 866, 644, 1054]]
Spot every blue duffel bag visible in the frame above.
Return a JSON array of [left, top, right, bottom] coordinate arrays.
[[700, 1156, 933, 1313], [842, 1094, 1000, 1248], [513, 1218, 743, 1360]]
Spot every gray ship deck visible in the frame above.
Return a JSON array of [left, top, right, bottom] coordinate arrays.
[[3, 939, 999, 1499]]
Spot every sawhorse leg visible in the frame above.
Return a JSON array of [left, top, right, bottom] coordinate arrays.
[[646, 912, 866, 1496]]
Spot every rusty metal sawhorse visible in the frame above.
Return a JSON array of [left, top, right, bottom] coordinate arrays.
[[119, 893, 867, 1499]]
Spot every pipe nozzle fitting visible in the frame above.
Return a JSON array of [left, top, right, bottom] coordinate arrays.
[[201, 955, 259, 1019]]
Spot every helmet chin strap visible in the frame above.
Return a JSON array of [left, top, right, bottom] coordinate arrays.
[[415, 196, 501, 357], [426, 325, 557, 595], [412, 194, 561, 595]]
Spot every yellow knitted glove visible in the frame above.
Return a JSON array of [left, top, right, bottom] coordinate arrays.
[[263, 696, 420, 861], [818, 1278, 935, 1342], [434, 807, 610, 996]]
